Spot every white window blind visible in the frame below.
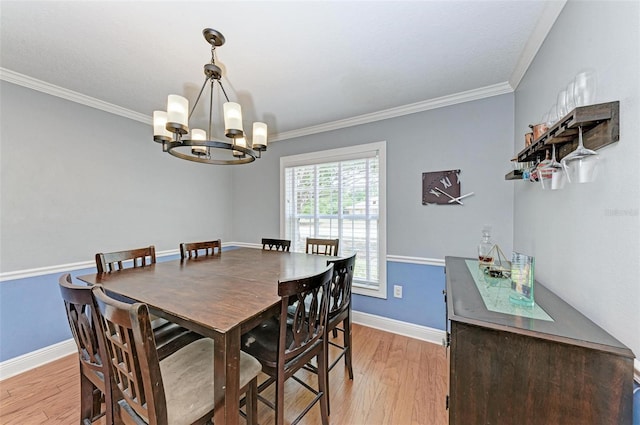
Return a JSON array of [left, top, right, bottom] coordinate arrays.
[[281, 142, 386, 298]]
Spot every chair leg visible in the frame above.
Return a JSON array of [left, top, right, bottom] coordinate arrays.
[[79, 372, 96, 424], [245, 378, 258, 425], [317, 349, 330, 425], [324, 334, 331, 416], [103, 380, 114, 425], [276, 369, 286, 425], [113, 399, 126, 425], [344, 316, 354, 379]]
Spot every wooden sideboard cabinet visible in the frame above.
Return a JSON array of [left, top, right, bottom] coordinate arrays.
[[445, 256, 634, 425]]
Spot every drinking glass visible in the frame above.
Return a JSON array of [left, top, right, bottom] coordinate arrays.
[[546, 104, 558, 128], [573, 71, 597, 107], [561, 125, 599, 183], [556, 89, 568, 118], [565, 80, 576, 112]]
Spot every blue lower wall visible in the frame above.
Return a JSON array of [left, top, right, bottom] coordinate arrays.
[[0, 253, 184, 361], [0, 254, 444, 361], [353, 261, 446, 330]]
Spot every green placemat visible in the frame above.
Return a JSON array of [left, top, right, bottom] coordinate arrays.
[[465, 259, 553, 322]]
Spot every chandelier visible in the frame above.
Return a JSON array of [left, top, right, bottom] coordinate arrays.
[[152, 28, 267, 165]]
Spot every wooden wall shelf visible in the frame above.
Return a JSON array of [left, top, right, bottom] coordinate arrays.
[[517, 101, 619, 163], [504, 170, 524, 180]]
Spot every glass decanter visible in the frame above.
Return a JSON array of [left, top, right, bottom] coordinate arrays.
[[478, 225, 494, 266]]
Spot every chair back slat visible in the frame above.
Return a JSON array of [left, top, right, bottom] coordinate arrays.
[[92, 286, 167, 424], [306, 238, 339, 256], [179, 239, 222, 259], [278, 265, 333, 362], [327, 253, 357, 321], [261, 238, 291, 252], [96, 246, 156, 273]]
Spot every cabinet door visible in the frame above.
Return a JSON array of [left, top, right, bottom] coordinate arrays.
[[449, 322, 632, 425]]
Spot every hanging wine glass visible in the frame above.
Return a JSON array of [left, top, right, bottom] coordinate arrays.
[[538, 144, 565, 190], [561, 125, 599, 183], [535, 150, 551, 188], [529, 155, 542, 182]]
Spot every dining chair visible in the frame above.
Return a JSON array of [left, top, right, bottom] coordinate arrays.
[[95, 245, 156, 273], [92, 285, 262, 425], [306, 238, 339, 256], [94, 245, 202, 361], [261, 238, 291, 252], [241, 265, 333, 425], [58, 273, 113, 425], [323, 253, 357, 414], [326, 253, 356, 372], [298, 253, 356, 414], [180, 239, 222, 259]]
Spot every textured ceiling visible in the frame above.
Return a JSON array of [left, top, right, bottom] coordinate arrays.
[[0, 1, 563, 141]]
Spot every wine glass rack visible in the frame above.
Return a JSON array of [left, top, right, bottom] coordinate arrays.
[[505, 101, 619, 180]]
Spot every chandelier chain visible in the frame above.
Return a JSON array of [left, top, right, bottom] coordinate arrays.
[[209, 80, 214, 138]]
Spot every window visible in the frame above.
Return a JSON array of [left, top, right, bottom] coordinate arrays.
[[280, 142, 386, 298]]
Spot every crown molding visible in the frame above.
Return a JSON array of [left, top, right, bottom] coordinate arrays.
[[270, 82, 513, 142], [0, 67, 151, 124], [1, 67, 513, 143], [509, 0, 567, 90]]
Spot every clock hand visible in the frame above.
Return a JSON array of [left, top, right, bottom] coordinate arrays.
[[434, 187, 464, 205], [447, 192, 475, 203]]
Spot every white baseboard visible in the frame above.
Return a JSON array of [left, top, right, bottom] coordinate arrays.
[[0, 339, 77, 381], [352, 310, 446, 346]]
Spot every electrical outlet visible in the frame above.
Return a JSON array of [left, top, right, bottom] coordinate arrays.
[[393, 285, 403, 298]]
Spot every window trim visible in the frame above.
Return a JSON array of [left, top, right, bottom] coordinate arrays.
[[280, 141, 387, 299]]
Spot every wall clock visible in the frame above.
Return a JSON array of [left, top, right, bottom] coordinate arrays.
[[422, 169, 474, 205]]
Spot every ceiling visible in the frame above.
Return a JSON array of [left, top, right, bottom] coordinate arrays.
[[0, 1, 564, 142]]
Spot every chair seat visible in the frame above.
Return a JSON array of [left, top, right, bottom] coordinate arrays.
[[242, 317, 295, 367], [160, 338, 262, 425]]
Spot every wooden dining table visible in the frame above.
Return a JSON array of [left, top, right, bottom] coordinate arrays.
[[77, 247, 336, 425]]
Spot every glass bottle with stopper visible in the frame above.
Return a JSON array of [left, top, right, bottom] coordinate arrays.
[[478, 225, 494, 267]]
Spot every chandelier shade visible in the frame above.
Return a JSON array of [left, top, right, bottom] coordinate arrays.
[[153, 28, 267, 165]]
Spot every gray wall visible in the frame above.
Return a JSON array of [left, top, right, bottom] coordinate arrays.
[[513, 0, 639, 356], [0, 81, 234, 271], [231, 94, 515, 260]]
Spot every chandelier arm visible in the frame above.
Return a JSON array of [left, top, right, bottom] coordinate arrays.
[[218, 80, 231, 103], [189, 76, 211, 120]]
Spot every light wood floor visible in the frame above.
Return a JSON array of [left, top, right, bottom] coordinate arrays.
[[0, 324, 448, 425]]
